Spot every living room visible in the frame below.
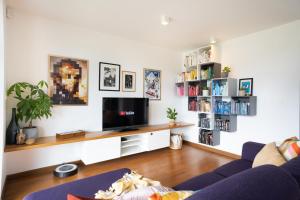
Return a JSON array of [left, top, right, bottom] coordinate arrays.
[[0, 0, 300, 200]]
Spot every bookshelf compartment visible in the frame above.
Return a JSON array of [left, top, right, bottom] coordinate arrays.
[[214, 114, 237, 132], [198, 129, 220, 146], [188, 97, 198, 111], [212, 78, 237, 96], [200, 62, 221, 80], [198, 97, 212, 113], [231, 96, 257, 116], [213, 97, 232, 115], [198, 113, 214, 130]]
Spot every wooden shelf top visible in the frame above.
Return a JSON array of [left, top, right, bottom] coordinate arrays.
[[5, 122, 194, 153]]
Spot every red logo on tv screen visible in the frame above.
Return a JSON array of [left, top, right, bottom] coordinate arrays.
[[119, 111, 135, 116], [119, 111, 126, 116]]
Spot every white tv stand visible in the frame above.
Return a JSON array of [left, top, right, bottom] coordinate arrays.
[[81, 129, 170, 164]]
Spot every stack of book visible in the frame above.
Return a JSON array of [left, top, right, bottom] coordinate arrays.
[[188, 99, 197, 111], [176, 85, 184, 96], [188, 85, 199, 96], [215, 119, 230, 131], [231, 101, 250, 115], [214, 100, 231, 115], [199, 130, 214, 146], [199, 100, 211, 112], [199, 118, 211, 129]]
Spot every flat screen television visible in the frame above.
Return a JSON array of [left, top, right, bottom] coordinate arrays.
[[102, 97, 149, 131]]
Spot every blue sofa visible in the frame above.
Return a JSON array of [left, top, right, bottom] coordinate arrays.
[[24, 142, 300, 200]]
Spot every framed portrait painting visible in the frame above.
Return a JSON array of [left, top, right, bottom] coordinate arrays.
[[122, 71, 136, 92], [239, 78, 253, 96], [48, 55, 88, 105], [99, 62, 120, 91], [143, 68, 161, 100]]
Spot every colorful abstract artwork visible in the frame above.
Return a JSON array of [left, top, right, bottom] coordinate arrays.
[[239, 78, 253, 96], [48, 55, 88, 105], [143, 68, 161, 100]]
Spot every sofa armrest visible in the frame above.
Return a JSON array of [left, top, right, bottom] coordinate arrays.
[[241, 141, 265, 162], [187, 165, 300, 200]]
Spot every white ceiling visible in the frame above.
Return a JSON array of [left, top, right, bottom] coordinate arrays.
[[6, 0, 300, 50]]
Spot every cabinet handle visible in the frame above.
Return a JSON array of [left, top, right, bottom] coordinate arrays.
[[150, 133, 153, 135]]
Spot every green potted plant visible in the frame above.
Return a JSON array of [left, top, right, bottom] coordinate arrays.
[[166, 107, 178, 126], [222, 66, 231, 78], [7, 80, 52, 142]]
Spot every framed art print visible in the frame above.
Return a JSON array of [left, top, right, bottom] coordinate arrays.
[[239, 78, 253, 96], [99, 62, 120, 91], [48, 55, 88, 105], [143, 68, 161, 100], [122, 71, 136, 92]]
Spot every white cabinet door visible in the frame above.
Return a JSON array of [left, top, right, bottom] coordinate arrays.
[[81, 137, 121, 165], [147, 130, 170, 151]]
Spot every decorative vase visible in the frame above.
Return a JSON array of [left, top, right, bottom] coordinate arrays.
[[221, 72, 229, 78], [6, 108, 20, 145], [202, 90, 209, 96], [23, 126, 38, 141], [169, 119, 176, 126]]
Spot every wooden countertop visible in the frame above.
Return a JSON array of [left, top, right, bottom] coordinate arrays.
[[5, 122, 194, 153]]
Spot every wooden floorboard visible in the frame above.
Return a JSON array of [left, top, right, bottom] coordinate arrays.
[[3, 144, 233, 200]]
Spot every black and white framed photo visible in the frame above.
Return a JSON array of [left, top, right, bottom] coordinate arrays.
[[239, 78, 253, 96], [99, 62, 120, 91], [122, 71, 136, 92], [143, 68, 161, 100]]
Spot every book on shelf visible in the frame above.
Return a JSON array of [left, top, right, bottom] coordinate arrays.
[[188, 85, 200, 96], [176, 85, 184, 96], [212, 80, 228, 96], [188, 99, 197, 111], [198, 118, 211, 129], [215, 119, 230, 131], [199, 99, 211, 112], [185, 69, 198, 81], [214, 100, 231, 115], [231, 101, 250, 115], [199, 129, 214, 146]]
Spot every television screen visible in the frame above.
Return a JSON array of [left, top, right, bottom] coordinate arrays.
[[102, 97, 149, 131]]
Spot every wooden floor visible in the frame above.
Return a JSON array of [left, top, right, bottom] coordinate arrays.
[[3, 144, 233, 200]]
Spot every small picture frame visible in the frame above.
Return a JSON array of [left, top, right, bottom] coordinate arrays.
[[143, 68, 161, 100], [122, 71, 136, 92], [239, 78, 253, 96], [99, 62, 120, 91]]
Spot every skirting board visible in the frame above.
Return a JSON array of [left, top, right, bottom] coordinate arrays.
[[184, 141, 241, 160]]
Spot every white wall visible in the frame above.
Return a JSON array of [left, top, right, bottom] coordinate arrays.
[[183, 20, 300, 154], [0, 0, 6, 195], [5, 11, 182, 174]]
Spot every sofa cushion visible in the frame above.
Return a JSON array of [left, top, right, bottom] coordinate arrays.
[[186, 165, 300, 200], [24, 168, 131, 200], [173, 172, 225, 191], [281, 156, 300, 187], [214, 159, 252, 177], [280, 141, 300, 161], [252, 142, 286, 168]]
